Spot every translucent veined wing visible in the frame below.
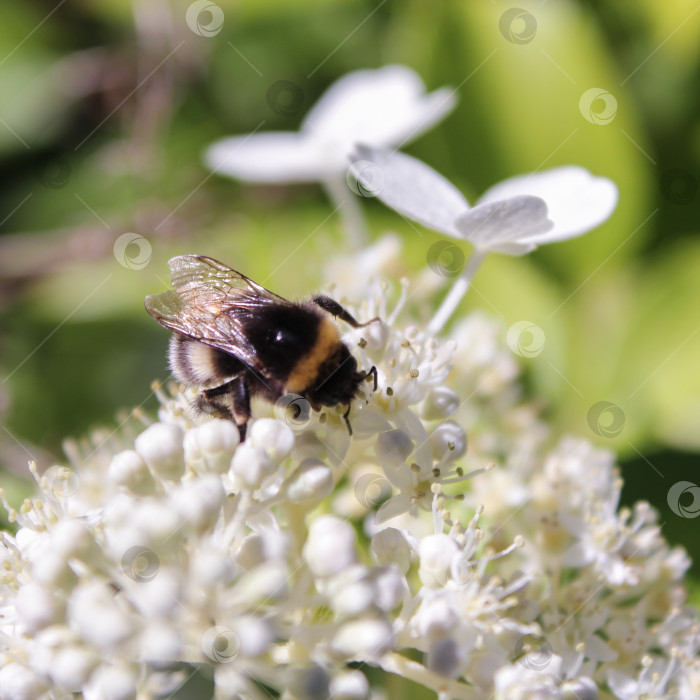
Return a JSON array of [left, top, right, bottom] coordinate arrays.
[[167, 255, 289, 307], [145, 255, 293, 374]]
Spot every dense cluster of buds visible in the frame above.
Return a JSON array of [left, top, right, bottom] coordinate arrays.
[[1, 274, 697, 699]]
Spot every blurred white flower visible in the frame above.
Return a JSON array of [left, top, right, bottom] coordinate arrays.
[[206, 66, 455, 184], [205, 65, 456, 244], [349, 145, 618, 332]]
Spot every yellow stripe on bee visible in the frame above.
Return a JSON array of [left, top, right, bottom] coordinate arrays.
[[285, 316, 341, 393]]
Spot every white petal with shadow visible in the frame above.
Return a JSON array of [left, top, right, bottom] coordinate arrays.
[[350, 145, 468, 237], [479, 166, 618, 244], [454, 196, 552, 252]]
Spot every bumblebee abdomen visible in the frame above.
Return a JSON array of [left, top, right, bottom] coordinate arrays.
[[169, 334, 244, 387]]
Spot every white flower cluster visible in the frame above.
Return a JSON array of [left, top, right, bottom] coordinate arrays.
[[1, 274, 697, 700]]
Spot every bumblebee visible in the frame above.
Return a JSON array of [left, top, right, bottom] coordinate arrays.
[[145, 255, 378, 441]]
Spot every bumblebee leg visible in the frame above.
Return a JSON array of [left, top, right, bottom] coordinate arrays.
[[197, 376, 251, 441], [342, 404, 353, 436], [195, 379, 238, 420], [311, 294, 380, 328], [194, 394, 231, 419], [228, 375, 251, 442]]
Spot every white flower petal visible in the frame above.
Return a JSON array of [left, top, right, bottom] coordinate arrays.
[[304, 515, 356, 577], [204, 133, 328, 183], [560, 541, 595, 568], [304, 65, 455, 147], [329, 670, 370, 700], [387, 86, 457, 147], [350, 145, 468, 237], [585, 634, 618, 663], [376, 493, 411, 524], [332, 618, 394, 660], [606, 669, 638, 699], [454, 196, 552, 253], [478, 166, 617, 244]]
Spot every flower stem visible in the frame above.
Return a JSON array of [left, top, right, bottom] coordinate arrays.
[[427, 249, 488, 335], [377, 652, 482, 700], [324, 175, 368, 248]]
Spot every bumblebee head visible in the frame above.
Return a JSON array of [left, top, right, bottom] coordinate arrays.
[[306, 344, 363, 409]]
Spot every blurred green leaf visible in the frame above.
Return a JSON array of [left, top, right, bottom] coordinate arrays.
[[0, 5, 74, 156]]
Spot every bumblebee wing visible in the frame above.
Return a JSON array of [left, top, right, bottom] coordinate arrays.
[[167, 255, 289, 307], [145, 255, 291, 373]]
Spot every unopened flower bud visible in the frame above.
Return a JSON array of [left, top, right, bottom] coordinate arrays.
[[249, 418, 294, 464], [429, 421, 467, 461], [134, 423, 185, 481], [230, 443, 275, 488], [371, 527, 411, 574], [370, 566, 406, 613], [15, 583, 64, 634], [49, 646, 98, 692], [184, 419, 239, 473], [304, 516, 356, 578], [428, 637, 466, 676], [329, 670, 370, 700], [332, 618, 394, 660], [285, 665, 330, 700], [232, 616, 275, 657], [83, 663, 137, 700], [109, 450, 155, 494], [286, 458, 334, 503], [421, 387, 460, 420], [0, 663, 49, 700], [236, 531, 289, 570], [171, 474, 224, 534]]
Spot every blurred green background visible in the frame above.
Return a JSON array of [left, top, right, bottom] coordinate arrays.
[[1, 0, 699, 594]]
